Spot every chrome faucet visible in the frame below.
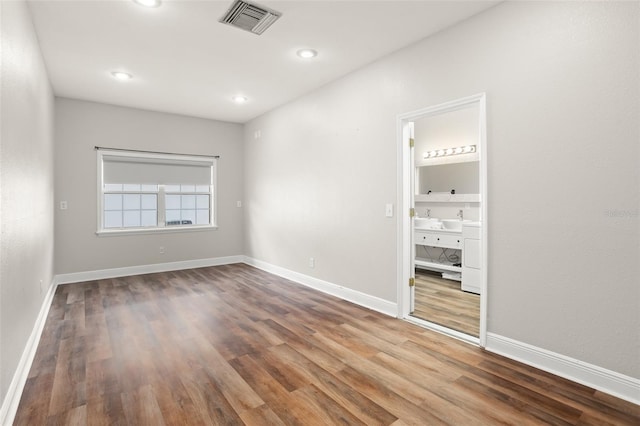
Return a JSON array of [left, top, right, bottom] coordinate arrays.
[[457, 209, 463, 220]]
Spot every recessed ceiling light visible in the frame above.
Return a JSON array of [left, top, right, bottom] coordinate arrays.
[[133, 0, 161, 7], [296, 49, 318, 59], [111, 71, 133, 81], [232, 95, 248, 104]]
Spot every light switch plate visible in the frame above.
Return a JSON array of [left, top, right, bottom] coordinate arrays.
[[385, 203, 393, 217]]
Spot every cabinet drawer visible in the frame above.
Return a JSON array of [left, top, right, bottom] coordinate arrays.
[[415, 232, 462, 249]]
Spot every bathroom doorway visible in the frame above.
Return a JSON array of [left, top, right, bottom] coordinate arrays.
[[397, 94, 487, 346]]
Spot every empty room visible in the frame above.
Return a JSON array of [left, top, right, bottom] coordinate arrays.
[[1, 0, 639, 424]]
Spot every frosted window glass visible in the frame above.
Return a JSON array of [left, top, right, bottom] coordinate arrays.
[[196, 209, 209, 225], [196, 185, 209, 193], [181, 195, 196, 209], [123, 194, 140, 210], [166, 210, 180, 222], [123, 184, 141, 191], [165, 185, 180, 193], [166, 195, 180, 210], [182, 210, 196, 224], [141, 184, 158, 192], [141, 210, 157, 227], [196, 195, 209, 209], [104, 211, 122, 228], [141, 194, 157, 210], [104, 184, 123, 191], [123, 211, 141, 227], [104, 194, 122, 210], [181, 185, 196, 193]]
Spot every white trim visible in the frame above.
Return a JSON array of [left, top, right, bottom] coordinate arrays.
[[0, 278, 58, 426], [56, 255, 244, 284], [486, 333, 640, 405], [244, 257, 398, 317]]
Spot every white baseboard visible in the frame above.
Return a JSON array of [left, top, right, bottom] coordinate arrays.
[[55, 255, 245, 284], [485, 332, 640, 405], [243, 257, 397, 317], [0, 277, 58, 426]]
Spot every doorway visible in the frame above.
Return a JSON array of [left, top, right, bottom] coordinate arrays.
[[397, 93, 487, 346]]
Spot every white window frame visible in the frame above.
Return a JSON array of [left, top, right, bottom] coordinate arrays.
[[96, 149, 218, 235]]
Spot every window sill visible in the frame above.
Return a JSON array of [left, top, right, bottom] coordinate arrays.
[[96, 225, 218, 237]]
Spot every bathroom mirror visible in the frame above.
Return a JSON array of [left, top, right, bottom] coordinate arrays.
[[416, 161, 479, 194]]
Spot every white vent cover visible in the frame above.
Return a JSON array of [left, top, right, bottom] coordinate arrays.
[[219, 0, 282, 35]]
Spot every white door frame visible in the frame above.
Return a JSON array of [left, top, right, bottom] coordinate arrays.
[[396, 93, 488, 347]]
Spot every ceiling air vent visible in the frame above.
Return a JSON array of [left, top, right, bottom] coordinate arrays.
[[219, 0, 282, 35]]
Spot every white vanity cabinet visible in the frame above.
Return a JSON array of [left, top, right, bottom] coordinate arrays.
[[414, 229, 463, 274], [461, 222, 482, 294]]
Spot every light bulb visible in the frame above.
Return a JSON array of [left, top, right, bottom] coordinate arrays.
[[111, 71, 132, 81], [297, 49, 318, 59]]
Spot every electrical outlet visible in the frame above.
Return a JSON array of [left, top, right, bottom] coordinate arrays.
[[159, 246, 165, 254], [309, 257, 315, 268], [60, 201, 68, 210]]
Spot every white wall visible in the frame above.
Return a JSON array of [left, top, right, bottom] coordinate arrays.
[[0, 0, 55, 409], [245, 1, 639, 379], [55, 99, 244, 274]]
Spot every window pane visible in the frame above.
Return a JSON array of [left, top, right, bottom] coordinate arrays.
[[165, 184, 180, 193], [196, 195, 209, 209], [181, 195, 196, 209], [141, 210, 157, 227], [123, 184, 141, 191], [141, 184, 158, 192], [166, 210, 180, 223], [104, 194, 122, 210], [141, 194, 157, 210], [181, 210, 196, 225], [104, 211, 122, 228], [196, 185, 209, 193], [123, 211, 141, 227], [181, 185, 196, 193], [104, 183, 123, 192], [123, 194, 141, 210], [196, 209, 209, 225], [166, 194, 180, 210]]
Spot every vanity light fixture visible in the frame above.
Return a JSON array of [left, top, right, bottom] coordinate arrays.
[[232, 95, 248, 104], [424, 144, 476, 159], [133, 0, 161, 7], [296, 49, 318, 59], [111, 71, 133, 81]]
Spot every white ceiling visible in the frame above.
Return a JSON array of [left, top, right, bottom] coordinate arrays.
[[28, 0, 498, 123]]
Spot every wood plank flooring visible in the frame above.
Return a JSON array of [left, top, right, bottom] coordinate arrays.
[[14, 263, 640, 425], [412, 269, 480, 337]]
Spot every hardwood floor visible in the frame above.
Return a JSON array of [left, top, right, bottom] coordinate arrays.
[[412, 269, 480, 337], [15, 264, 639, 425]]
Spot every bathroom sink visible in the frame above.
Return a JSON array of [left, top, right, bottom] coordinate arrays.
[[441, 219, 463, 231], [414, 217, 442, 229]]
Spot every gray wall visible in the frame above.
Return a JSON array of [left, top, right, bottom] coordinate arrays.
[[0, 0, 55, 406], [244, 1, 639, 378], [54, 99, 244, 274]]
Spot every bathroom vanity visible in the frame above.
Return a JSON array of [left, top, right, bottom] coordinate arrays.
[[414, 219, 481, 294], [414, 228, 462, 273]]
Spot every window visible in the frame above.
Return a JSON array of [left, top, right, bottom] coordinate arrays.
[[97, 149, 217, 234]]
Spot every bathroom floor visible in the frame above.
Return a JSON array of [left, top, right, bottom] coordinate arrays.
[[412, 269, 480, 337]]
